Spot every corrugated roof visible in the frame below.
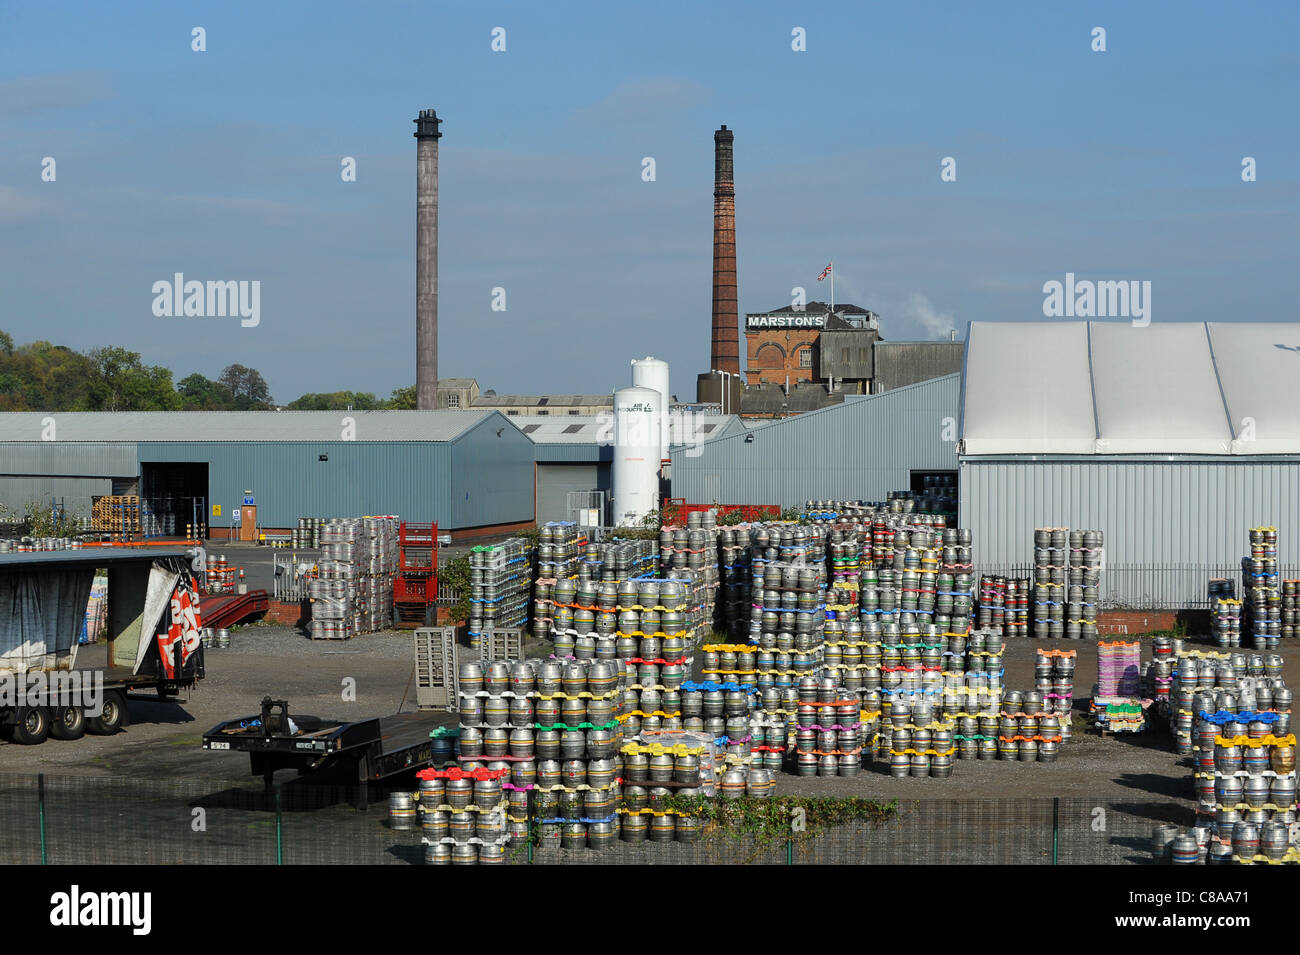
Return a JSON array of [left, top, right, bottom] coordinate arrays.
[[472, 395, 613, 408], [960, 321, 1300, 455], [0, 411, 494, 443], [512, 413, 740, 447]]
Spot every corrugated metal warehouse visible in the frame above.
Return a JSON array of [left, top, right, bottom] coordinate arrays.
[[521, 412, 747, 524], [959, 321, 1300, 607], [0, 411, 536, 536], [669, 374, 960, 507]]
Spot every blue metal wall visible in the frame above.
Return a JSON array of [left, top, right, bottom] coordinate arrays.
[[137, 413, 534, 530], [669, 375, 960, 507], [448, 414, 537, 528]]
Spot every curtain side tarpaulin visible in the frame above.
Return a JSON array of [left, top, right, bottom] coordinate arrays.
[[0, 568, 94, 672], [135, 564, 180, 676]]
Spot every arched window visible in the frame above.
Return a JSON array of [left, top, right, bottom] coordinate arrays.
[[754, 342, 786, 368]]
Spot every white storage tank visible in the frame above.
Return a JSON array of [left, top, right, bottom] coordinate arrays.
[[612, 385, 661, 527], [630, 356, 670, 463]]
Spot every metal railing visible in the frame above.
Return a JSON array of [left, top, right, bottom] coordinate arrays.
[[975, 562, 1295, 611], [0, 773, 1190, 865], [272, 551, 316, 602]]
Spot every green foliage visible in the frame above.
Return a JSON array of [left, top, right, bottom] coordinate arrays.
[[385, 385, 417, 410], [177, 373, 234, 410], [661, 795, 898, 851], [217, 363, 273, 410], [287, 391, 381, 411], [0, 330, 414, 414], [23, 499, 84, 537], [780, 507, 803, 521], [441, 554, 472, 623]]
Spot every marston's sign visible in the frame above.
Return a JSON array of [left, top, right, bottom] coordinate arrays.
[[745, 314, 826, 330]]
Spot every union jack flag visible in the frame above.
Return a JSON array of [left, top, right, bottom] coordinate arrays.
[[818, 263, 832, 281]]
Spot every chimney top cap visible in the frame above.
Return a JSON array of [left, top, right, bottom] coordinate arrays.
[[414, 108, 444, 139]]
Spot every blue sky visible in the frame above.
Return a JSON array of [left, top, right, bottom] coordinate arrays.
[[2, 1, 1297, 402]]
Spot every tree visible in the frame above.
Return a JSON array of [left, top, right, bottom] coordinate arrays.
[[287, 391, 380, 411], [177, 373, 233, 410], [384, 385, 416, 410], [86, 346, 180, 411], [218, 364, 273, 410]]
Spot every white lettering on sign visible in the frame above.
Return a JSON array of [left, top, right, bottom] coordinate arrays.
[[746, 315, 826, 330]]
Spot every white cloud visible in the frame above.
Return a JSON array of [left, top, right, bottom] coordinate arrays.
[[575, 77, 711, 126], [0, 72, 111, 116], [0, 186, 49, 221]]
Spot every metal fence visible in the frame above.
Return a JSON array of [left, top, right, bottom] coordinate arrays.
[[140, 495, 207, 539], [977, 563, 1295, 611], [0, 774, 1188, 865], [272, 550, 318, 602]]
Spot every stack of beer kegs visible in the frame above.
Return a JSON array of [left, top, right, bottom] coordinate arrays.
[[1032, 527, 1067, 639], [744, 554, 827, 688], [1284, 580, 1299, 642], [1200, 706, 1297, 863], [1067, 529, 1103, 639], [943, 629, 1004, 761], [1243, 527, 1281, 650], [413, 766, 510, 865], [615, 577, 695, 736], [718, 525, 752, 641], [1035, 648, 1076, 741], [884, 695, 956, 779], [792, 677, 864, 777], [616, 731, 717, 845], [535, 521, 586, 580], [1211, 593, 1243, 650], [491, 657, 625, 853], [996, 689, 1064, 763], [977, 574, 1030, 637], [1170, 649, 1232, 758], [466, 538, 533, 651]]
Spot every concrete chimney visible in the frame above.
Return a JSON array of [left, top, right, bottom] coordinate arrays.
[[710, 125, 740, 375], [414, 108, 442, 410]]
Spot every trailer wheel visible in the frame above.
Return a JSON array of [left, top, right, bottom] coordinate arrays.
[[49, 705, 86, 741], [11, 707, 50, 745], [87, 691, 128, 735]]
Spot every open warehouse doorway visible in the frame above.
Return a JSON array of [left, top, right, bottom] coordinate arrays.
[[140, 462, 209, 539]]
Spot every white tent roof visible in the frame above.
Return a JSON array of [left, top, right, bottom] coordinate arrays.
[[960, 322, 1300, 455]]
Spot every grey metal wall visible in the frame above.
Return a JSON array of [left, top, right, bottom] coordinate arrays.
[[536, 463, 610, 523], [960, 456, 1300, 572], [138, 414, 535, 530], [874, 342, 964, 393], [670, 374, 959, 508], [0, 442, 137, 478], [0, 477, 113, 520]]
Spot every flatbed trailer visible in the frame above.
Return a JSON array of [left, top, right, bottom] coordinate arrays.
[[202, 697, 455, 808], [0, 549, 206, 743]]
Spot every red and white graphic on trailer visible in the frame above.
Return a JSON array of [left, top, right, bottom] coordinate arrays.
[[159, 579, 203, 678]]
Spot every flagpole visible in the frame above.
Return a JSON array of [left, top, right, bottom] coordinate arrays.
[[830, 261, 835, 313]]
